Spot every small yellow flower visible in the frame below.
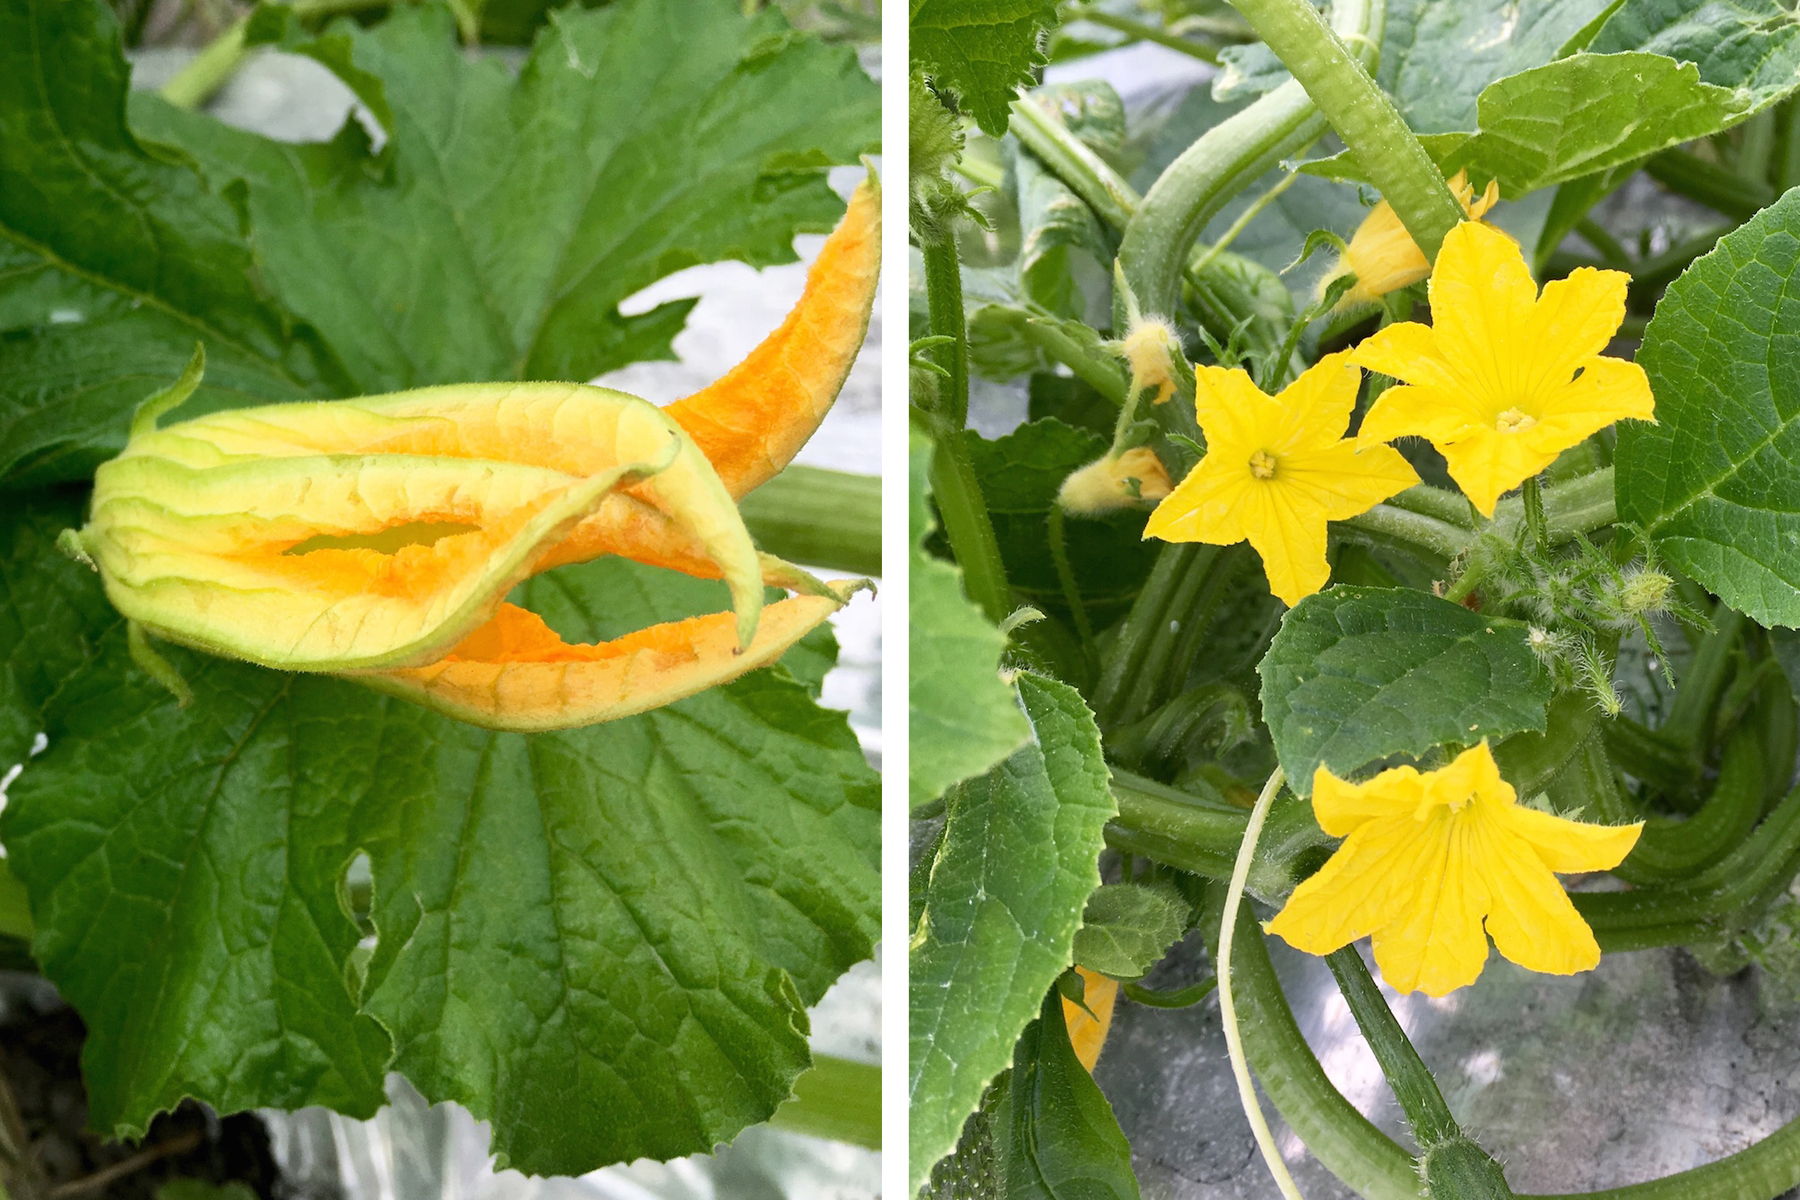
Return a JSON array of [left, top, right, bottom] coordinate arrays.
[[1063, 967, 1118, 1072], [1266, 742, 1642, 997], [1325, 169, 1499, 308], [1350, 221, 1655, 516], [1143, 352, 1419, 606], [1057, 446, 1174, 516]]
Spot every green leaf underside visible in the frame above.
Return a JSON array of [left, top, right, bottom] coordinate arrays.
[[1259, 586, 1553, 795], [1, 0, 876, 487], [0, 498, 877, 1173], [1589, 0, 1800, 115], [909, 672, 1114, 1194], [1618, 186, 1800, 629], [910, 0, 1064, 137], [909, 429, 1031, 807], [1002, 990, 1140, 1200], [966, 420, 1160, 628], [1072, 881, 1188, 979]]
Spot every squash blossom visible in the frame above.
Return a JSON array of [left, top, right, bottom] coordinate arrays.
[[1143, 351, 1419, 606], [1063, 966, 1119, 1073], [1265, 742, 1642, 997], [1057, 446, 1173, 516], [1324, 169, 1498, 308], [1351, 220, 1655, 516], [67, 175, 881, 730]]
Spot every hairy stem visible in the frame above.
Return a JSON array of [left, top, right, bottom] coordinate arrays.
[[767, 1055, 880, 1149], [738, 467, 879, 576]]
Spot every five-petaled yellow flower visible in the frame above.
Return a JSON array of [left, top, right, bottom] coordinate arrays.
[[1326, 169, 1499, 308], [1266, 742, 1642, 997], [1144, 351, 1419, 606], [1351, 221, 1655, 516]]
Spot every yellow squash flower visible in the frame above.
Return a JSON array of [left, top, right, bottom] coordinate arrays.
[[1350, 220, 1655, 516], [1063, 966, 1119, 1072], [1057, 446, 1174, 516], [69, 176, 881, 730], [1325, 169, 1499, 308], [1265, 742, 1642, 997], [1143, 352, 1419, 606]]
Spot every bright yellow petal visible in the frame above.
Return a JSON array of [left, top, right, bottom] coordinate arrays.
[[1369, 812, 1493, 996], [1278, 440, 1420, 522], [1426, 222, 1540, 415], [1355, 382, 1484, 450], [1498, 804, 1642, 873], [1193, 365, 1279, 453], [1429, 740, 1513, 809], [1347, 322, 1454, 391], [1265, 815, 1438, 954], [1271, 351, 1360, 453], [1474, 818, 1603, 977], [1241, 481, 1331, 606], [1526, 356, 1657, 456], [1311, 763, 1426, 837], [1521, 267, 1630, 399], [1143, 454, 1252, 546], [1064, 967, 1119, 1072], [1439, 426, 1556, 517]]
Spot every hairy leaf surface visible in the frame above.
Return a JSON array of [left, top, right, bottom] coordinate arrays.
[[1618, 187, 1800, 628], [911, 0, 1063, 136]]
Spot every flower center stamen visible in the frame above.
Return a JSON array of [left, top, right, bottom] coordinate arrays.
[[1495, 407, 1537, 434], [1248, 450, 1278, 480]]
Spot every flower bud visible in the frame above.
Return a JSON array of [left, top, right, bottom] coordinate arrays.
[[1058, 447, 1173, 516], [1324, 170, 1500, 308], [1119, 318, 1183, 405], [1617, 570, 1673, 615]]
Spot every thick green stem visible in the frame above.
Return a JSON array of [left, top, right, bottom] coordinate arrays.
[[1646, 148, 1773, 223], [1090, 543, 1213, 725], [1064, 5, 1224, 62], [928, 430, 1013, 624], [767, 1055, 879, 1149], [1489, 466, 1617, 544], [738, 467, 879, 576], [1661, 603, 1746, 750], [922, 236, 972, 428], [1105, 768, 1334, 898], [1341, 502, 1473, 561], [1008, 99, 1139, 232], [1020, 319, 1130, 404], [1119, 0, 1381, 314], [1225, 0, 1461, 259], [1386, 483, 1477, 529], [1323, 946, 1460, 1149]]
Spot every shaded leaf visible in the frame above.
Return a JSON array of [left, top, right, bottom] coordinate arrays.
[[1259, 586, 1553, 795], [1072, 881, 1189, 979], [1590, 0, 1800, 114], [1001, 989, 1140, 1200]]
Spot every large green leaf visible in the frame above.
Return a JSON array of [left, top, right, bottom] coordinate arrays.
[[910, 428, 1031, 807], [911, 0, 1063, 136], [1001, 989, 1140, 1200], [1618, 186, 1800, 629], [1258, 586, 1553, 795], [909, 672, 1114, 1192], [1590, 0, 1800, 114], [0, 507, 878, 1172], [0, 0, 334, 487], [1, 0, 877, 487]]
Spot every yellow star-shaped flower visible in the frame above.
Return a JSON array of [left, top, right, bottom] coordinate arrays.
[[1325, 169, 1499, 308], [1350, 220, 1655, 517], [1143, 351, 1419, 606], [1265, 742, 1642, 997]]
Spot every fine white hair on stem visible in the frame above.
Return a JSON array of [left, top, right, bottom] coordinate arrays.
[[1217, 764, 1305, 1200]]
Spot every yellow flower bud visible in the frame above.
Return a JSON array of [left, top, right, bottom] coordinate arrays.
[[1058, 446, 1173, 516], [1119, 318, 1183, 405], [1325, 169, 1500, 308]]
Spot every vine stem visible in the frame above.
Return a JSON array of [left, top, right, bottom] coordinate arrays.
[[1217, 765, 1303, 1200], [1224, 0, 1462, 260]]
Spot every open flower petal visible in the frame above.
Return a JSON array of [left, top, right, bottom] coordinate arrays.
[[1142, 455, 1254, 546], [362, 581, 867, 731], [1351, 221, 1653, 516], [1063, 967, 1118, 1073], [1242, 481, 1334, 606], [1270, 352, 1361, 455], [667, 171, 881, 496], [1268, 743, 1641, 996]]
